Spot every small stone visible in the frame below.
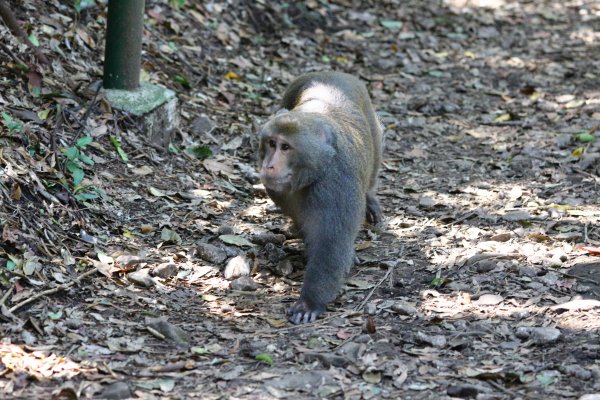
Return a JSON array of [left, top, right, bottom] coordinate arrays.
[[197, 243, 228, 264], [391, 301, 417, 316], [418, 196, 436, 208], [447, 384, 481, 398], [230, 276, 259, 291], [474, 294, 503, 305], [274, 259, 293, 277], [560, 364, 593, 381], [223, 255, 251, 280], [146, 317, 190, 344], [364, 302, 377, 315], [515, 326, 561, 344], [151, 263, 178, 278], [217, 225, 236, 235], [489, 233, 511, 242], [264, 243, 287, 264], [475, 260, 497, 273], [127, 269, 154, 287], [415, 331, 446, 348], [579, 394, 600, 400], [554, 134, 572, 149], [555, 231, 582, 241], [101, 381, 131, 400], [191, 114, 216, 136], [252, 232, 286, 245], [503, 210, 532, 222], [579, 153, 600, 170]]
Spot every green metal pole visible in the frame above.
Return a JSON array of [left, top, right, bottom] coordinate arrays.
[[103, 0, 145, 90]]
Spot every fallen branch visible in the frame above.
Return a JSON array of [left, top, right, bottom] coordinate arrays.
[[0, 0, 49, 64], [356, 263, 394, 312], [9, 268, 98, 313]]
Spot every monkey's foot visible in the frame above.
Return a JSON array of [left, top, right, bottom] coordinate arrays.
[[288, 299, 325, 324], [366, 193, 382, 224]]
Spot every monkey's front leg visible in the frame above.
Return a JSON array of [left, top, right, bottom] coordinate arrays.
[[288, 234, 356, 324]]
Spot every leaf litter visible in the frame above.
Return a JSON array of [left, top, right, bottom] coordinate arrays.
[[1, 0, 600, 399]]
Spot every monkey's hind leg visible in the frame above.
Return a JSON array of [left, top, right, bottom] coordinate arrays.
[[366, 191, 382, 224]]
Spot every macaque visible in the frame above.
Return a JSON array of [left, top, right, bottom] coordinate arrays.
[[257, 71, 383, 324]]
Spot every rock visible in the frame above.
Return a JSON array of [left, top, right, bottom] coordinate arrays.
[[196, 243, 228, 264], [391, 301, 417, 316], [264, 242, 287, 264], [364, 302, 377, 315], [503, 210, 532, 221], [474, 294, 503, 305], [418, 196, 436, 208], [515, 326, 561, 344], [252, 232, 286, 245], [146, 317, 190, 344], [230, 276, 258, 291], [447, 384, 482, 398], [475, 259, 497, 273], [579, 395, 600, 400], [579, 153, 600, 170], [551, 299, 600, 312], [191, 114, 216, 136], [415, 331, 446, 348], [151, 263, 177, 278], [217, 225, 236, 235], [127, 269, 154, 287], [100, 381, 131, 400], [223, 255, 251, 280], [489, 233, 511, 242], [274, 259, 293, 277], [560, 364, 593, 380]]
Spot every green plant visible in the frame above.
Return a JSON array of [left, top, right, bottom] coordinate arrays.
[[1, 112, 23, 132], [62, 136, 104, 201]]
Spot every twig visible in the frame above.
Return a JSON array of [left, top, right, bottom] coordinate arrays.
[[0, 0, 49, 64], [9, 268, 98, 313], [555, 270, 598, 285], [488, 380, 534, 399], [356, 264, 394, 311]]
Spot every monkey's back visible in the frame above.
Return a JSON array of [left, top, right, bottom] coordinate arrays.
[[281, 71, 382, 191]]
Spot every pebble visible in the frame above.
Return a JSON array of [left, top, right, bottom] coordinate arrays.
[[415, 331, 446, 348], [391, 301, 417, 316], [151, 263, 178, 278], [274, 259, 293, 277], [503, 210, 532, 221], [230, 276, 259, 291], [364, 302, 377, 315], [100, 381, 131, 400], [474, 294, 503, 306], [127, 269, 154, 287], [515, 326, 561, 344], [196, 243, 227, 264], [223, 255, 251, 280], [252, 232, 286, 245], [265, 242, 286, 263], [447, 384, 481, 398], [579, 395, 600, 400]]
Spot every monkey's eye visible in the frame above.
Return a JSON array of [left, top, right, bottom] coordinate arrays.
[[281, 143, 291, 151], [268, 139, 276, 148]]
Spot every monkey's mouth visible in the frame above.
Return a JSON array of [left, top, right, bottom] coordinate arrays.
[[261, 175, 292, 192]]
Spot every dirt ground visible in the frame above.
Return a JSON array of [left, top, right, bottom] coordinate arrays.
[[1, 0, 599, 399]]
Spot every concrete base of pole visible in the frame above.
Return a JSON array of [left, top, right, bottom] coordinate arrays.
[[103, 83, 178, 148]]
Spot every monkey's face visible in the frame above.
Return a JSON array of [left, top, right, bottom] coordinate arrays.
[[258, 134, 294, 193]]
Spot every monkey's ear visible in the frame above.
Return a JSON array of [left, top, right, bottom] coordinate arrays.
[[319, 123, 337, 147]]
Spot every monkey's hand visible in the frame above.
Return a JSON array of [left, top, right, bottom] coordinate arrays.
[[288, 299, 325, 324]]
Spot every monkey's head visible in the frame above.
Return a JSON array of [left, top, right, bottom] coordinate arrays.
[[258, 112, 336, 193]]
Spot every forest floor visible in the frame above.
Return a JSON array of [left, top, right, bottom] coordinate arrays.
[[1, 0, 599, 399]]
